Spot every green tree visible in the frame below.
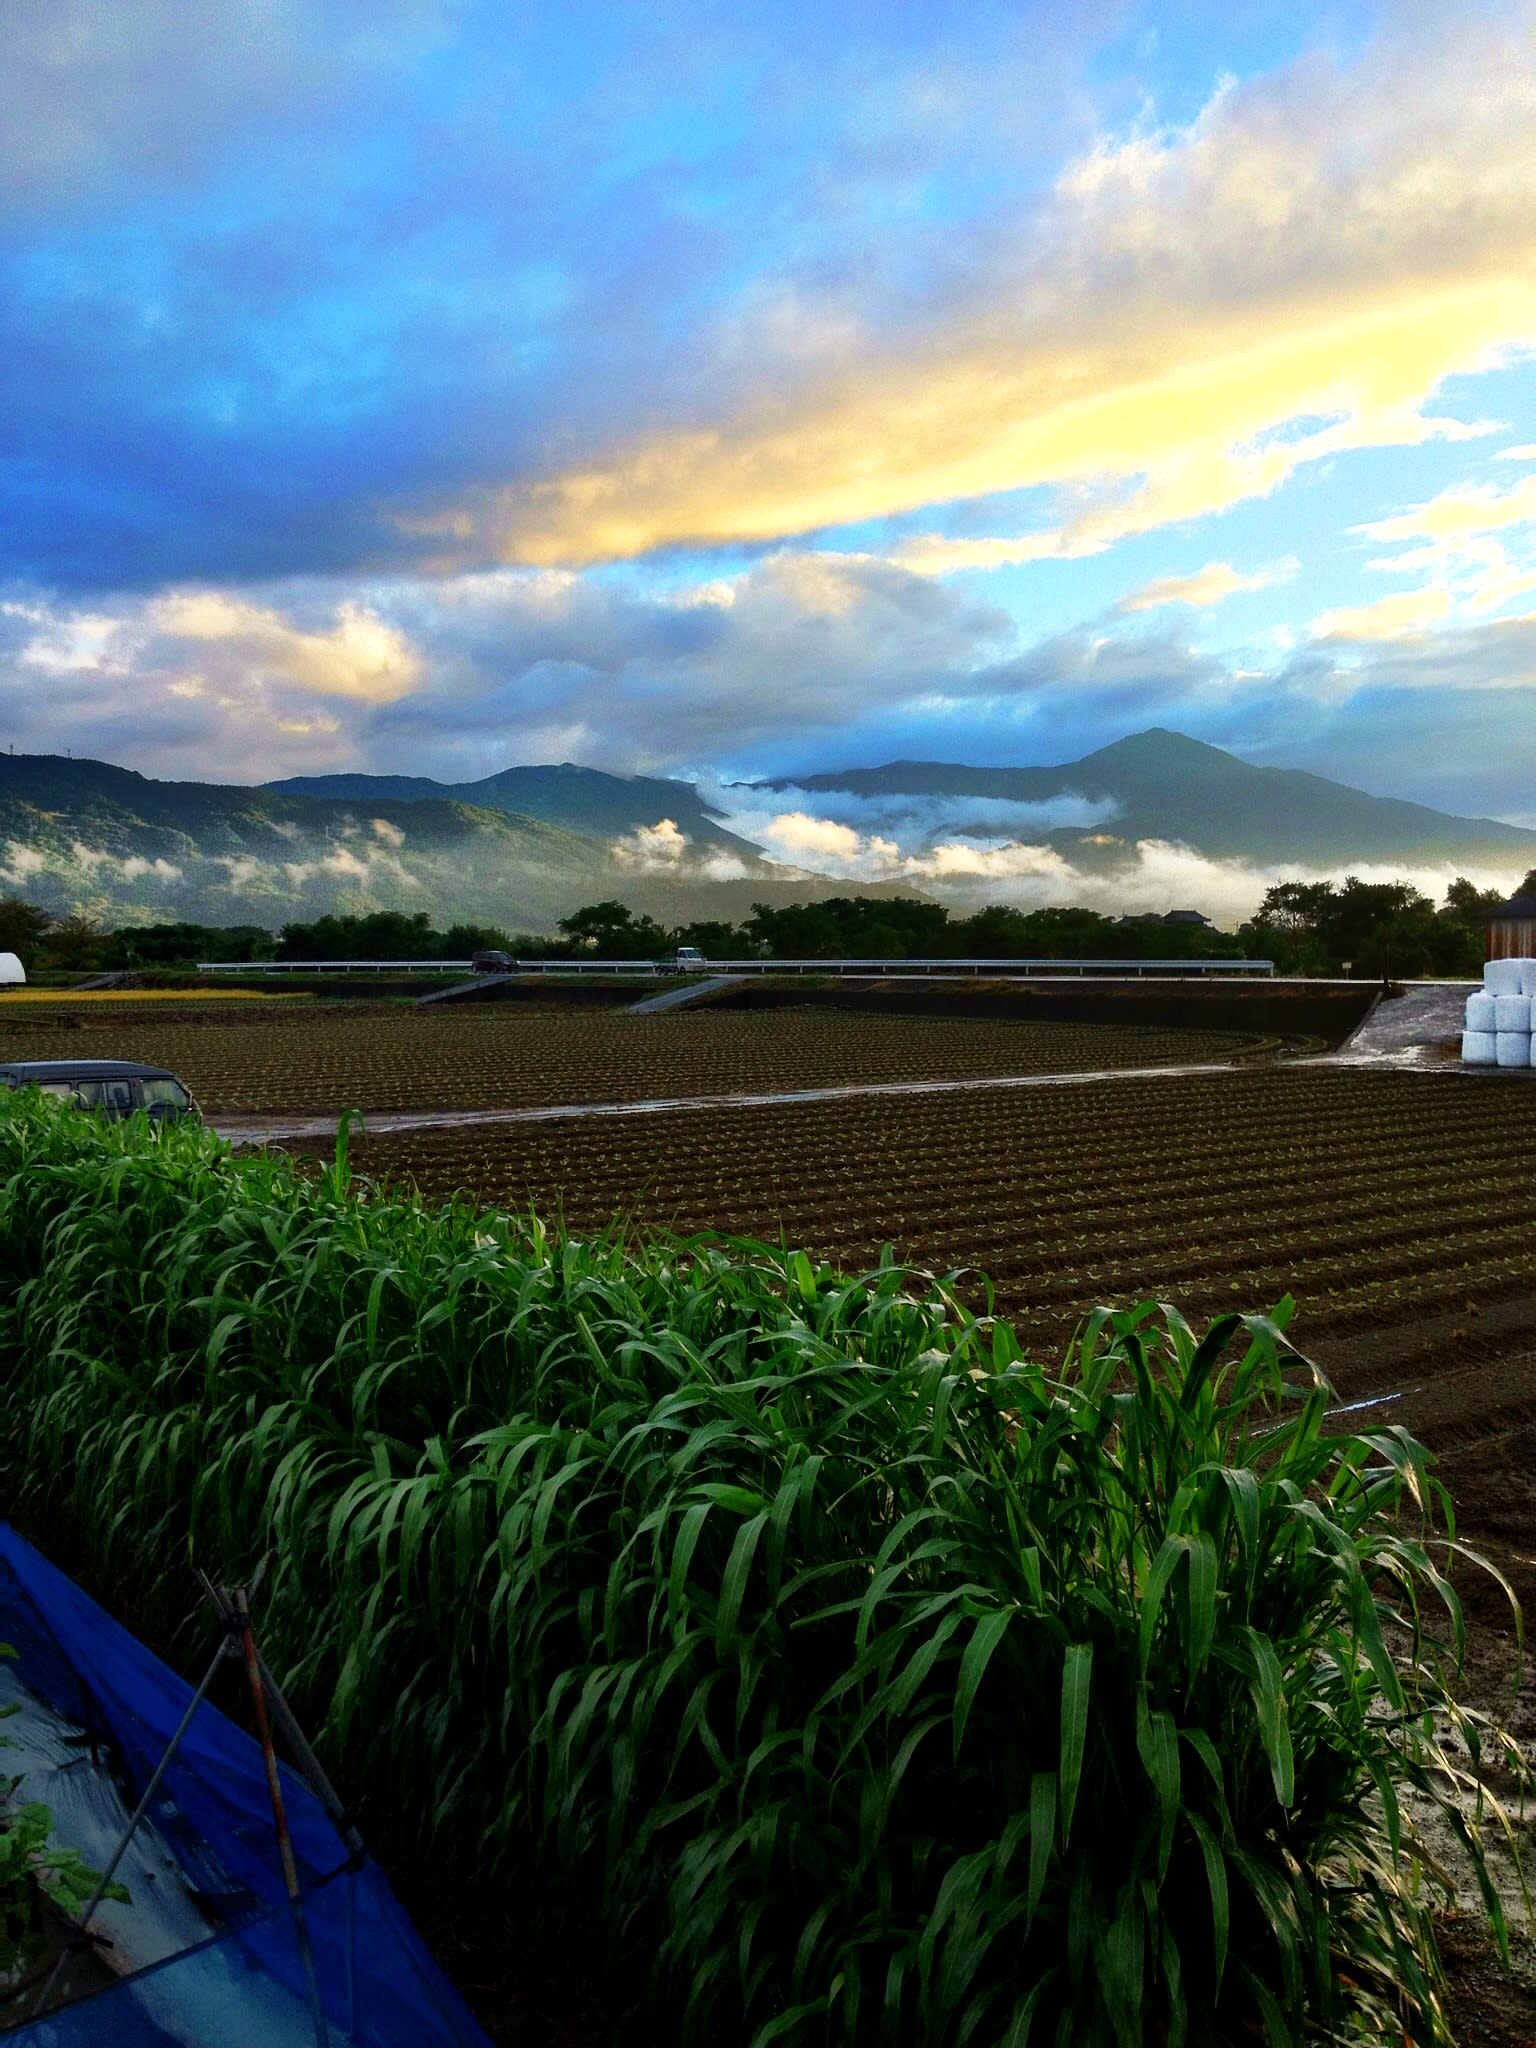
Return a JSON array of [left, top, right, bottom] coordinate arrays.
[[669, 920, 748, 959], [1433, 878, 1501, 978], [557, 901, 668, 958], [0, 899, 51, 965], [278, 911, 436, 960], [105, 922, 276, 967], [440, 922, 515, 957], [35, 914, 108, 972], [743, 901, 845, 958]]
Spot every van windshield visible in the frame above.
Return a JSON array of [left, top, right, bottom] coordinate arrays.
[[139, 1077, 189, 1110]]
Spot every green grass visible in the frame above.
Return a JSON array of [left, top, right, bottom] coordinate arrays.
[[0, 1096, 1522, 2044]]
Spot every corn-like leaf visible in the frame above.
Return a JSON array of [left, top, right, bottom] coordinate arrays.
[[952, 1607, 1013, 1760], [1058, 1643, 1092, 1849], [0, 1095, 1519, 2048]]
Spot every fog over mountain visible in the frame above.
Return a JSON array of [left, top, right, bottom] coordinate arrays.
[[749, 732, 1536, 868], [264, 763, 762, 865], [727, 730, 1536, 921], [0, 732, 1528, 932], [0, 753, 851, 931]]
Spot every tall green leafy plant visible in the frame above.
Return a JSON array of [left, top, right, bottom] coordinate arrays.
[[0, 1094, 1521, 2043]]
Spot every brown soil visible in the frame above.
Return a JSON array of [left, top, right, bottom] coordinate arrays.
[[0, 1004, 1265, 1115], [711, 972, 1376, 1044]]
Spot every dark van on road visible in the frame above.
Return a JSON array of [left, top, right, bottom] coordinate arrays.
[[0, 1060, 198, 1120]]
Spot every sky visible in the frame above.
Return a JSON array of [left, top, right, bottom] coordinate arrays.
[[2, 0, 1535, 828]]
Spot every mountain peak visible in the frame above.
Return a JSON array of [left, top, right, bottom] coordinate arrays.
[[1077, 728, 1237, 767]]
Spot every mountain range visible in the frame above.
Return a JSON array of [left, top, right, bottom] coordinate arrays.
[[759, 730, 1536, 870], [265, 762, 760, 863], [0, 731, 1528, 931], [0, 753, 816, 930]]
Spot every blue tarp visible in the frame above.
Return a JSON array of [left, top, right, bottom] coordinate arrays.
[[0, 1524, 493, 2048]]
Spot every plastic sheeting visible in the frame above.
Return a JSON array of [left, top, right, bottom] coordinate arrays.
[[1484, 958, 1528, 996], [1464, 961, 1536, 1068], [1465, 992, 1497, 1033], [0, 1526, 492, 2048]]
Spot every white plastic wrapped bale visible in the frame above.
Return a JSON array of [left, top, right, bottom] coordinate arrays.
[[1484, 958, 1528, 995], [1522, 962, 1536, 998], [1463, 1030, 1498, 1065], [1494, 992, 1533, 1032], [1466, 991, 1498, 1032], [1497, 1032, 1530, 1068]]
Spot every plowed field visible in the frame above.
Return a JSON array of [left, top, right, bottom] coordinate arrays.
[[286, 1066, 1536, 1365], [0, 1004, 1261, 1113]]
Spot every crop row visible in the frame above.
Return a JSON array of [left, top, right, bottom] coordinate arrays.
[[0, 1098, 1493, 2046], [290, 1067, 1536, 1356], [0, 1004, 1258, 1113]]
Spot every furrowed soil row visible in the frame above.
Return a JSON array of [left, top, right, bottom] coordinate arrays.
[[567, 1157, 1533, 1254], [281, 1067, 1536, 1368], [0, 1005, 1260, 1114]]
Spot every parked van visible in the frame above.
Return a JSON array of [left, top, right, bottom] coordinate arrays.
[[0, 1060, 197, 1120], [674, 947, 707, 972]]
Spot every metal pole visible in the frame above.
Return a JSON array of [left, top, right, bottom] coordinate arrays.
[[232, 1586, 329, 2048]]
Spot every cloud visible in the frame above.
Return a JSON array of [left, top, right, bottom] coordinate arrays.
[[214, 855, 264, 889], [731, 791, 1526, 923], [0, 844, 47, 886], [611, 817, 751, 881], [358, 551, 1019, 772], [153, 593, 419, 703], [68, 841, 182, 884], [1312, 587, 1455, 641], [0, 1, 447, 209], [370, 815, 406, 848], [280, 845, 418, 889], [723, 785, 1120, 850], [1361, 473, 1536, 547], [613, 818, 689, 868], [414, 7, 1536, 570], [1114, 558, 1298, 614]]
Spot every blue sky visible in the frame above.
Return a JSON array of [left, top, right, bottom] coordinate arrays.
[[2, 0, 1534, 825]]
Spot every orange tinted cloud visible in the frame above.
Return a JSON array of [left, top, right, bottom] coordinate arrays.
[[1115, 558, 1298, 613], [407, 9, 1536, 569]]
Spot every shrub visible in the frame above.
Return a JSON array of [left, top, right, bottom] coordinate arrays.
[[0, 1097, 1521, 2043]]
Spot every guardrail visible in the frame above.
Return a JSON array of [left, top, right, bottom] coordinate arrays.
[[197, 960, 474, 973], [198, 956, 1275, 978]]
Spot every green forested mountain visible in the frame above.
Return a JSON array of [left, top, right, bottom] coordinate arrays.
[[0, 754, 823, 929], [766, 729, 1536, 870], [265, 762, 761, 861]]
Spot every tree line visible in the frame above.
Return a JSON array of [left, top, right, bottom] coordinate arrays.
[[0, 872, 1519, 977]]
